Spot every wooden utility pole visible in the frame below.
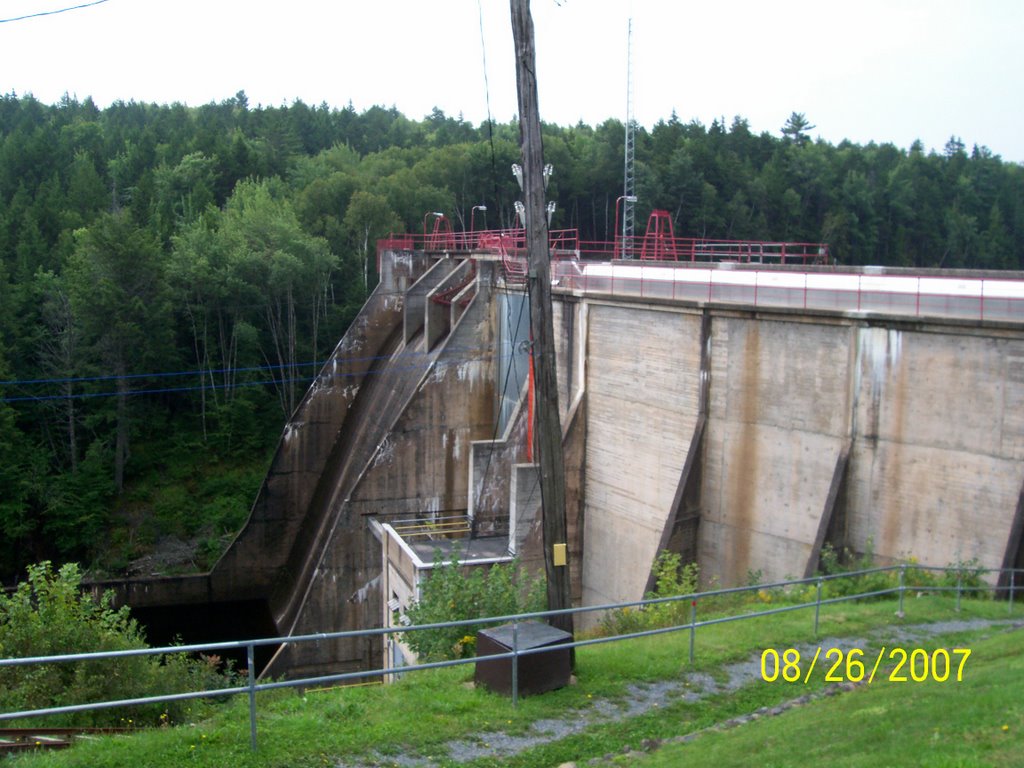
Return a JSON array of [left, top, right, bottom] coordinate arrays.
[[510, 0, 573, 638]]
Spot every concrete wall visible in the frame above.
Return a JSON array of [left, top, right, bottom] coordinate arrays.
[[578, 301, 704, 607], [699, 314, 851, 585], [845, 323, 1024, 570], [350, 263, 498, 520], [267, 261, 499, 677], [211, 252, 432, 602], [566, 296, 1024, 602], [470, 385, 531, 536]]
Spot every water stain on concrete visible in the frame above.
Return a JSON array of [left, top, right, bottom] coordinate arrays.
[[731, 321, 761, 576]]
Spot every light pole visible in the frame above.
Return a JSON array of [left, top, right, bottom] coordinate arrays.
[[614, 195, 637, 260], [471, 204, 487, 249], [513, 201, 526, 227], [423, 211, 445, 248], [513, 165, 554, 236], [423, 211, 449, 251], [423, 211, 445, 238], [471, 204, 487, 231]]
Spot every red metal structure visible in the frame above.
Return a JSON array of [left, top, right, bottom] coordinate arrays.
[[423, 212, 456, 251], [379, 210, 832, 285], [381, 227, 831, 267], [430, 261, 478, 307], [640, 210, 677, 261]]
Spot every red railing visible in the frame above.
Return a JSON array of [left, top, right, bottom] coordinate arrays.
[[377, 228, 582, 283], [591, 237, 830, 265], [378, 228, 829, 266]]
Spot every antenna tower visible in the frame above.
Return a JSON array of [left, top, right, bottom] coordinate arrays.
[[622, 17, 636, 258]]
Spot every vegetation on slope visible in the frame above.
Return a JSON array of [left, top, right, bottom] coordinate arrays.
[[4, 595, 1021, 767], [0, 562, 240, 728]]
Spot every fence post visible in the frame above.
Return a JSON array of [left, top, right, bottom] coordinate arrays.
[[247, 644, 258, 752], [814, 579, 823, 636], [511, 622, 519, 708], [689, 601, 697, 665], [956, 573, 962, 613], [1010, 570, 1016, 615], [898, 564, 906, 618]]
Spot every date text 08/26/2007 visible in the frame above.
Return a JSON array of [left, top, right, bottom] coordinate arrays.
[[760, 647, 971, 684]]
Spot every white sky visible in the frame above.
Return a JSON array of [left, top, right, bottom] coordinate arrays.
[[2, 0, 1022, 162]]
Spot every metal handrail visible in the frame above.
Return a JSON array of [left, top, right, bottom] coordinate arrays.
[[1, 563, 1019, 751], [378, 229, 828, 265]]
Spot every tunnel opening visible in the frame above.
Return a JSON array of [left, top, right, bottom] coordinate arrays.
[[130, 599, 280, 677]]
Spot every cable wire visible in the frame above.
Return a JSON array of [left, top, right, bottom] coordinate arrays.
[[471, 290, 530, 532], [0, 347, 510, 404], [0, 0, 111, 23], [0, 345, 482, 389], [477, 0, 503, 226]]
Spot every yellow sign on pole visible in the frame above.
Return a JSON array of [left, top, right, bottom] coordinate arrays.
[[553, 543, 567, 567]]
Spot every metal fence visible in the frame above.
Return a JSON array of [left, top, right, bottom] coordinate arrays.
[[376, 229, 830, 265], [1, 563, 1020, 751]]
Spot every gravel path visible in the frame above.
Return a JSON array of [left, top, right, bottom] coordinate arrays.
[[335, 617, 1021, 768]]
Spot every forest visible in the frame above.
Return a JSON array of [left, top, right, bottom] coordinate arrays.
[[1, 91, 1022, 584]]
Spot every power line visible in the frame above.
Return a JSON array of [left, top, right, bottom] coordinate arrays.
[[0, 0, 111, 24], [0, 347, 508, 404], [2, 374, 314, 403], [0, 345, 480, 389], [0, 359, 326, 388], [477, 0, 502, 225], [472, 290, 530, 528]]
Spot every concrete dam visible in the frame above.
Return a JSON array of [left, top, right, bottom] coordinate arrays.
[[103, 240, 1024, 678]]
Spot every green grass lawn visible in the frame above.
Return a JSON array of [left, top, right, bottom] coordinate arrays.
[[6, 595, 1022, 767], [623, 626, 1024, 768]]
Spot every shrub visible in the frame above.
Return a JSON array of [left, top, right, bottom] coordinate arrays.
[[818, 540, 898, 599], [400, 549, 545, 662], [817, 543, 990, 600], [599, 551, 699, 636], [942, 557, 985, 590], [0, 561, 239, 726]]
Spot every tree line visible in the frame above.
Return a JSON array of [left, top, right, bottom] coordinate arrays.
[[1, 92, 1022, 583]]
